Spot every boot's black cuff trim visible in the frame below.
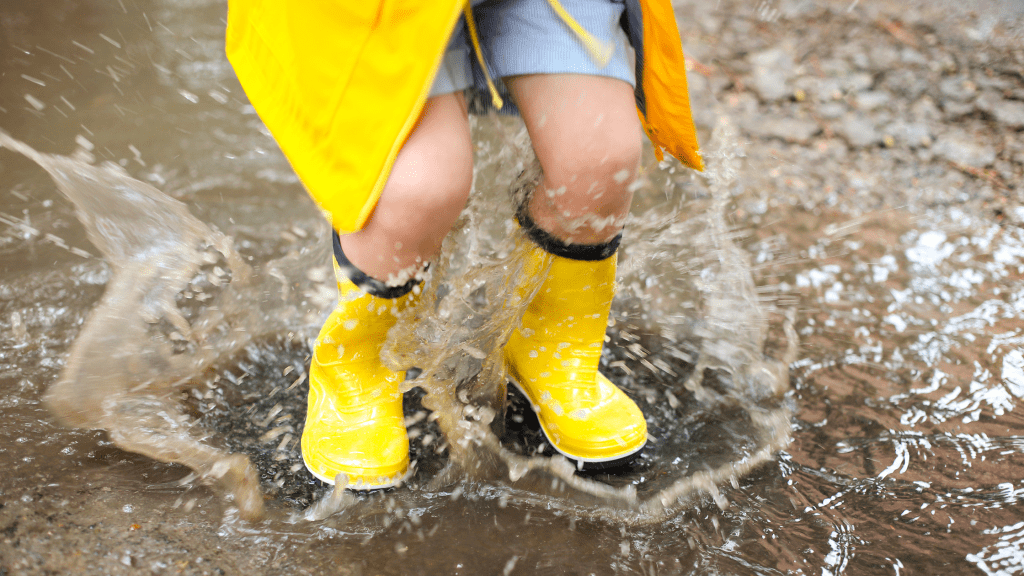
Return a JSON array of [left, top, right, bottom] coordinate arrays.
[[515, 206, 621, 261], [332, 231, 420, 299]]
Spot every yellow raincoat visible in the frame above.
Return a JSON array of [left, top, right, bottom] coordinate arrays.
[[226, 0, 701, 233]]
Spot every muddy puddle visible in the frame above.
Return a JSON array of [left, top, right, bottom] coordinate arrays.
[[3, 0, 1024, 574]]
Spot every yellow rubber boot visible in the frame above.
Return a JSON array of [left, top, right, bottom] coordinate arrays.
[[504, 248, 647, 465], [301, 266, 414, 488]]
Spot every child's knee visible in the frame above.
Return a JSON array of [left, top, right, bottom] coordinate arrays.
[[380, 155, 473, 231], [379, 92, 474, 230], [545, 134, 641, 212], [592, 136, 642, 193]]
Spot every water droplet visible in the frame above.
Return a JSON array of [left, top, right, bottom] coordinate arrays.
[[24, 94, 45, 111]]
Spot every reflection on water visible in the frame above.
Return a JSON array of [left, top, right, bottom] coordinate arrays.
[[3, 0, 1024, 574]]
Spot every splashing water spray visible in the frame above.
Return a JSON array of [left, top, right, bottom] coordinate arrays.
[[0, 112, 796, 525], [0, 130, 274, 521]]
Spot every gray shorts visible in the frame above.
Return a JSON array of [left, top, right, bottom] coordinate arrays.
[[430, 0, 635, 114]]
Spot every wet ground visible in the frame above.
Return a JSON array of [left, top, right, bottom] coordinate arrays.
[[2, 0, 1024, 574]]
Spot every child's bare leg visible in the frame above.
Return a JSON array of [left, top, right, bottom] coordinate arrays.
[[339, 92, 473, 282], [506, 74, 642, 245]]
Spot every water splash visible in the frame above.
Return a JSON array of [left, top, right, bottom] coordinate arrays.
[[382, 116, 796, 523], [0, 130, 330, 521], [0, 113, 795, 527]]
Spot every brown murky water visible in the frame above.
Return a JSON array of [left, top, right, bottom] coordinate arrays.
[[3, 0, 1024, 574]]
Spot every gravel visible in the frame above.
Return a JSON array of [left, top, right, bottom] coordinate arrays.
[[678, 0, 1023, 214]]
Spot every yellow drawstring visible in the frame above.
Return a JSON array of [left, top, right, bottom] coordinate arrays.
[[545, 0, 613, 67], [464, 2, 504, 110], [463, 0, 613, 110]]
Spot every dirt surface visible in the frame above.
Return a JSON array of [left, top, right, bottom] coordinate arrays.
[[679, 0, 1024, 220], [2, 0, 1024, 574]]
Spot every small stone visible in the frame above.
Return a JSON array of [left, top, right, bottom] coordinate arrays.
[[931, 51, 957, 74], [869, 45, 899, 70], [749, 47, 795, 73], [819, 58, 851, 76], [943, 101, 975, 118], [817, 102, 846, 119], [744, 117, 820, 144], [910, 96, 942, 121], [825, 139, 850, 160], [725, 92, 760, 115], [748, 47, 796, 101], [751, 72, 789, 101], [842, 72, 874, 93], [794, 77, 843, 102], [939, 75, 977, 102], [835, 114, 883, 147], [884, 120, 933, 148], [854, 91, 891, 111], [976, 92, 1024, 128], [696, 12, 722, 34], [901, 48, 928, 65], [848, 50, 870, 70], [974, 90, 1001, 114], [933, 130, 996, 168], [881, 69, 927, 99], [975, 75, 1014, 91]]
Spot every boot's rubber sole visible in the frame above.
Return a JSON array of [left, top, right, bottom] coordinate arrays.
[[508, 378, 646, 470], [303, 460, 410, 490]]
